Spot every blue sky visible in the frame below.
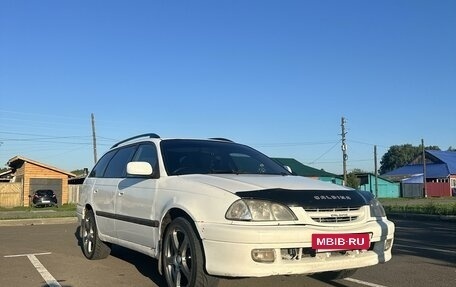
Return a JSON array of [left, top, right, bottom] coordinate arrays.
[[1, 0, 455, 174]]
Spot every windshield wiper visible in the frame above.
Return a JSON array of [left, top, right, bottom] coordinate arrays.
[[208, 169, 237, 174]]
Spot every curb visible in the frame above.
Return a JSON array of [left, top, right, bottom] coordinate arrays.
[[387, 213, 456, 222], [0, 217, 78, 227]]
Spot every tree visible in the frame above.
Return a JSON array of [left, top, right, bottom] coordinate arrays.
[[346, 172, 360, 189], [379, 144, 440, 174], [71, 169, 88, 176], [448, 146, 456, 151]]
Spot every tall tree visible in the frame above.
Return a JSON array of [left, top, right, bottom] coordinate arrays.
[[379, 144, 440, 174], [346, 172, 360, 189]]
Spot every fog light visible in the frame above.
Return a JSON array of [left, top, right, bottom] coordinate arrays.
[[384, 239, 393, 251], [251, 249, 275, 263]]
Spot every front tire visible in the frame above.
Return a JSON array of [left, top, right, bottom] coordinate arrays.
[[81, 209, 111, 260], [162, 217, 219, 287]]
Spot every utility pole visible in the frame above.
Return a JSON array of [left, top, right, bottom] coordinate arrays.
[[422, 138, 427, 198], [341, 117, 348, 185], [91, 113, 97, 164], [374, 145, 379, 198]]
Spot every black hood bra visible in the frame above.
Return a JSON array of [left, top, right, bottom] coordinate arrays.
[[235, 189, 373, 209]]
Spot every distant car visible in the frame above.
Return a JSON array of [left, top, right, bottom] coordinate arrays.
[[31, 189, 58, 207]]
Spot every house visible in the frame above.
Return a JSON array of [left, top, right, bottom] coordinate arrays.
[[382, 150, 456, 197], [6, 156, 76, 206], [272, 158, 343, 185], [354, 173, 400, 198]]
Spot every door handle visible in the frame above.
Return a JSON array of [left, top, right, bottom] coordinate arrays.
[[118, 191, 124, 196], [93, 189, 98, 194]]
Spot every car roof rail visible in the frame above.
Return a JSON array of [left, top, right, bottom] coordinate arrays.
[[209, 137, 234, 142], [111, 133, 160, 148]]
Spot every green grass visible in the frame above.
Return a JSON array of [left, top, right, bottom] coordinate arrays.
[[380, 197, 456, 216], [0, 203, 76, 220]]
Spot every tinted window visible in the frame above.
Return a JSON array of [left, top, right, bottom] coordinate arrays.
[[36, 190, 54, 196], [132, 144, 159, 177], [161, 139, 289, 176], [89, 150, 116, 178], [104, 146, 137, 178]]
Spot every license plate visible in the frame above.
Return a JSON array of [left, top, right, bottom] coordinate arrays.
[[42, 200, 50, 203], [312, 233, 370, 250]]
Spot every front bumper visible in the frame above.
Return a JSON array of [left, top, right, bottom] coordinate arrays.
[[198, 219, 395, 277]]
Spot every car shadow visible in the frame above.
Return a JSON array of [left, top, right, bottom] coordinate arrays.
[[74, 227, 167, 287]]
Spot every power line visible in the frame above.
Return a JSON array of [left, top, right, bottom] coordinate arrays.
[[308, 140, 341, 165]]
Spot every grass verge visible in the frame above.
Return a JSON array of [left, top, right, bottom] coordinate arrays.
[[380, 197, 456, 216], [0, 204, 77, 220]]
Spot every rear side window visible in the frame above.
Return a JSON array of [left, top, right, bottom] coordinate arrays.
[[89, 150, 116, 178], [104, 146, 137, 178]]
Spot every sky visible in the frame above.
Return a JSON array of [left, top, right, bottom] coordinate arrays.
[[0, 0, 455, 175]]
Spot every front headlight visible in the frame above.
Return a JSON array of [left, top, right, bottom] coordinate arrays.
[[225, 199, 297, 221], [369, 197, 386, 217]]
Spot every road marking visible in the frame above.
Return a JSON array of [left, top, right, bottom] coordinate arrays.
[[394, 243, 456, 255], [345, 277, 389, 287], [4, 252, 61, 287], [4, 252, 52, 258]]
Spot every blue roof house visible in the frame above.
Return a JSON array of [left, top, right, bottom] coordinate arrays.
[[382, 150, 456, 197]]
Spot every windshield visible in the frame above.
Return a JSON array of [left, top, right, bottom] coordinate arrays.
[[161, 139, 291, 176]]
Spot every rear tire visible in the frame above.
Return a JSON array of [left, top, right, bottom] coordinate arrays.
[[81, 209, 111, 260], [162, 217, 219, 287], [313, 268, 358, 280]]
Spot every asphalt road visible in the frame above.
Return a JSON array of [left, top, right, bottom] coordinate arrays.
[[0, 218, 454, 287]]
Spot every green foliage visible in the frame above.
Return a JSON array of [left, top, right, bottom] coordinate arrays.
[[70, 169, 87, 176], [346, 172, 360, 189], [0, 167, 9, 173], [380, 198, 456, 215], [379, 144, 440, 174], [382, 202, 456, 216], [0, 204, 76, 220]]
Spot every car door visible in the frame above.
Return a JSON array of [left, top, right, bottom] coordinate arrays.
[[115, 143, 159, 250], [93, 146, 137, 239]]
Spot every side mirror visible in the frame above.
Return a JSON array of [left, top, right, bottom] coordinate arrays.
[[284, 165, 292, 173], [127, 162, 153, 176]]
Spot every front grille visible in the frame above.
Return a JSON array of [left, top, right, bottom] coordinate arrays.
[[304, 206, 363, 224], [312, 216, 357, 223], [281, 247, 369, 261]]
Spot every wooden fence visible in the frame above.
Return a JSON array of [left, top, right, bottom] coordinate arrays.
[[68, 185, 80, 204], [0, 183, 22, 208]]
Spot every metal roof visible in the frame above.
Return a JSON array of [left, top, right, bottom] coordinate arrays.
[[426, 150, 456, 174], [383, 150, 456, 179], [383, 163, 449, 178]]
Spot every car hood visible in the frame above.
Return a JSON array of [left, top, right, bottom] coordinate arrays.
[[178, 174, 369, 208], [181, 174, 347, 192]]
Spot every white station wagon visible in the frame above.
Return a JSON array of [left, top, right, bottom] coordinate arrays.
[[77, 133, 395, 287]]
